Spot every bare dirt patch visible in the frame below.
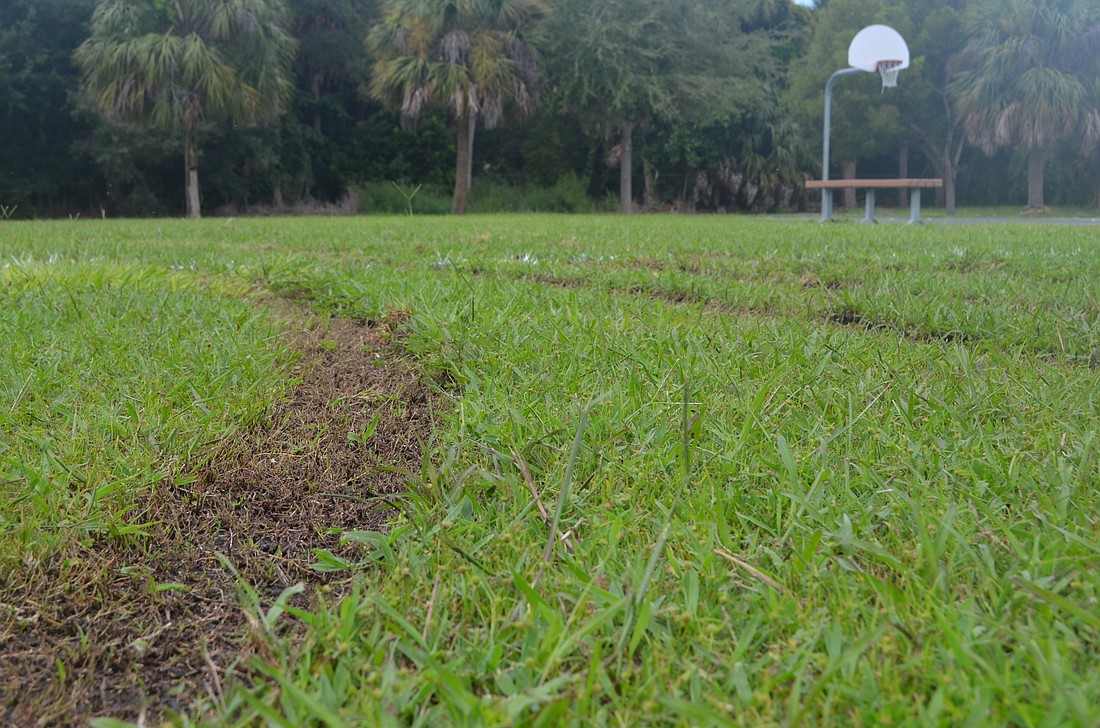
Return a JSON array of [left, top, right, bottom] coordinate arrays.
[[525, 272, 772, 318], [826, 305, 974, 344], [0, 310, 440, 726]]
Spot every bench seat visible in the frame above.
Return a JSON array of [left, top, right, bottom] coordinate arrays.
[[805, 178, 943, 223]]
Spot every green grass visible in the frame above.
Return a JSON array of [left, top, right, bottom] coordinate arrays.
[[0, 257, 286, 565], [3, 215, 1100, 725]]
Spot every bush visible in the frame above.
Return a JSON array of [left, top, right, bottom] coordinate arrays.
[[357, 181, 452, 215], [468, 174, 607, 213], [356, 174, 615, 215]]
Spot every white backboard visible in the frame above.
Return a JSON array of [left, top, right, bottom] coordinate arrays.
[[848, 25, 909, 73]]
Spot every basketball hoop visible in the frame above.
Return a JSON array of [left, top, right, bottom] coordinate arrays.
[[819, 25, 912, 221], [877, 60, 903, 90]]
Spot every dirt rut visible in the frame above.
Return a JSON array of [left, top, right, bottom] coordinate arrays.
[[0, 311, 439, 726]]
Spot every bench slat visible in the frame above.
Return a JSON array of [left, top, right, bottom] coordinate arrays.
[[805, 178, 942, 189]]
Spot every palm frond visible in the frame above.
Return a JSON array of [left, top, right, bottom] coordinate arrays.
[[368, 0, 545, 126], [951, 0, 1100, 153]]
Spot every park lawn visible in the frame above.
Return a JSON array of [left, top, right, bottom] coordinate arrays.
[[1, 215, 1099, 726]]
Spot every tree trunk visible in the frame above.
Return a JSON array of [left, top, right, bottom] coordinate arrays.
[[642, 157, 658, 211], [1027, 147, 1045, 211], [184, 124, 201, 219], [943, 167, 957, 217], [311, 72, 324, 133], [911, 96, 966, 217], [942, 138, 962, 216], [898, 145, 909, 208], [452, 113, 476, 215], [923, 148, 960, 217], [619, 119, 634, 215], [310, 72, 324, 200], [841, 160, 856, 210]]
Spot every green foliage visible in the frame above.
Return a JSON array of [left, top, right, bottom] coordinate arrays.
[[75, 0, 297, 132], [356, 175, 610, 214], [7, 0, 1100, 217], [950, 0, 1100, 154], [74, 0, 298, 216], [0, 0, 100, 215], [368, 0, 545, 128], [467, 174, 610, 213], [292, 0, 373, 90], [68, 108, 183, 216], [545, 0, 771, 129], [349, 111, 456, 189], [542, 0, 781, 212], [515, 114, 591, 188], [646, 107, 817, 212], [881, 0, 971, 214], [368, 0, 548, 213], [785, 0, 912, 170], [356, 180, 453, 214], [287, 0, 377, 201], [949, 0, 1100, 209]]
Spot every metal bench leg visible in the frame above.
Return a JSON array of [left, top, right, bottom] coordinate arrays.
[[861, 189, 876, 223], [820, 189, 833, 222], [909, 188, 923, 224]]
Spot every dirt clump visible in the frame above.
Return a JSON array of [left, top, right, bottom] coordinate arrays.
[[0, 311, 439, 726]]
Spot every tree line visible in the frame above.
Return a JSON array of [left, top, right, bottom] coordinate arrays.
[[1, 0, 1099, 219]]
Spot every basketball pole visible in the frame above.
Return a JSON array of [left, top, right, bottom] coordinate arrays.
[[821, 67, 863, 222]]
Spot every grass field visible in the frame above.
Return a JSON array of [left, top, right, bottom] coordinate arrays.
[[2, 215, 1099, 726]]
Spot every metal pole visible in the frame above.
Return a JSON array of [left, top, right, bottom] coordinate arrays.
[[821, 67, 863, 221]]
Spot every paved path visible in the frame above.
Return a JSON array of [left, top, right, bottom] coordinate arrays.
[[774, 213, 1100, 226], [924, 216, 1100, 226]]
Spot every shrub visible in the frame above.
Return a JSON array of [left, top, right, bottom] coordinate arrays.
[[357, 181, 452, 215], [468, 174, 611, 213], [356, 174, 615, 215]]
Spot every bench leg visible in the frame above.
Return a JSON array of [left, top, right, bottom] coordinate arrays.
[[820, 189, 833, 222], [861, 189, 876, 223], [909, 188, 923, 224]]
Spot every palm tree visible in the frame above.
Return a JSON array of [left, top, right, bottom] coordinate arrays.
[[75, 0, 296, 218], [369, 0, 545, 215], [950, 0, 1100, 212]]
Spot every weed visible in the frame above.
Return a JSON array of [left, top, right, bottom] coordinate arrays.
[[391, 181, 423, 217]]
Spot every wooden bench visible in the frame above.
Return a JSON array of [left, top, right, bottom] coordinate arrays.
[[805, 178, 943, 223]]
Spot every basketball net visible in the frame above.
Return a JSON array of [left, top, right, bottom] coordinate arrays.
[[877, 60, 902, 90]]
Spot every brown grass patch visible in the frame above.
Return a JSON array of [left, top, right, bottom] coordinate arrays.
[[0, 311, 439, 726]]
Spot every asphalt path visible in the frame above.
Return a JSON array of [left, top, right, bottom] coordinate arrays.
[[775, 213, 1100, 226], [922, 216, 1100, 226]]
